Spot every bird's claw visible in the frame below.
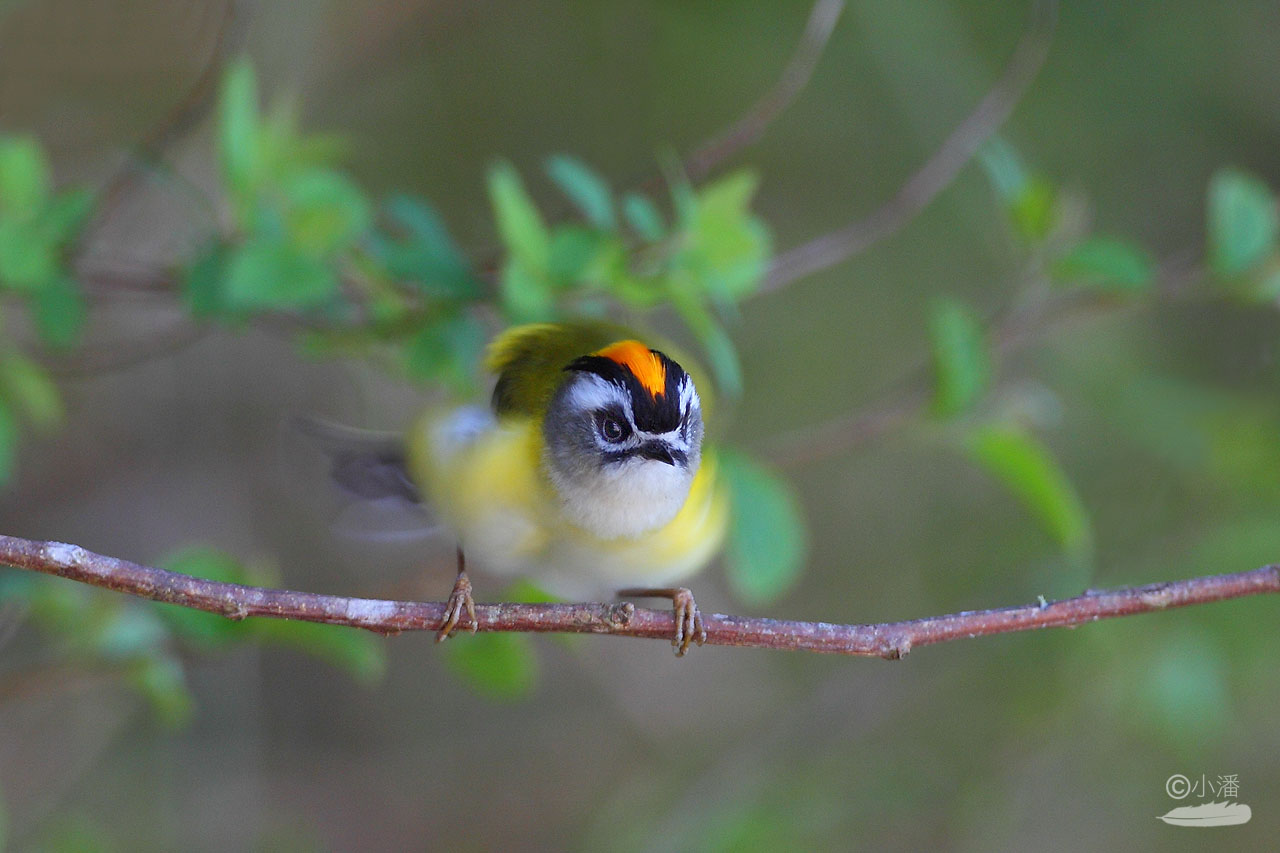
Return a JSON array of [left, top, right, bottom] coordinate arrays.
[[436, 570, 477, 642], [671, 587, 705, 657]]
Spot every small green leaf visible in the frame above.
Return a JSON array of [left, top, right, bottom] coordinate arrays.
[[546, 155, 615, 230], [0, 135, 50, 214], [0, 399, 15, 485], [679, 170, 770, 300], [92, 605, 171, 661], [442, 631, 538, 700], [281, 169, 372, 256], [183, 244, 227, 318], [622, 192, 665, 241], [128, 654, 193, 727], [1207, 168, 1277, 278], [381, 194, 477, 296], [0, 354, 62, 428], [720, 448, 807, 605], [251, 619, 387, 684], [499, 258, 555, 323], [0, 219, 58, 290], [671, 292, 743, 400], [219, 58, 261, 198], [548, 226, 606, 285], [39, 188, 94, 241], [979, 138, 1057, 242], [1138, 633, 1230, 742], [35, 276, 87, 348], [965, 423, 1092, 553], [928, 297, 990, 418], [1009, 177, 1058, 242], [487, 160, 550, 272], [1052, 236, 1154, 292], [224, 238, 338, 309], [405, 310, 485, 394]]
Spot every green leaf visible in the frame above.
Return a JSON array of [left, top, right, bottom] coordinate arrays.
[[219, 58, 261, 199], [965, 424, 1092, 553], [1052, 236, 1154, 292], [0, 218, 58, 290], [548, 226, 606, 285], [622, 192, 665, 241], [1138, 633, 1230, 743], [0, 354, 62, 428], [224, 238, 338, 309], [405, 310, 485, 394], [39, 188, 94, 241], [0, 135, 50, 214], [679, 170, 770, 300], [154, 547, 255, 649], [281, 168, 372, 256], [128, 654, 193, 727], [1207, 168, 1277, 278], [92, 605, 170, 661], [546, 155, 615, 230], [499, 258, 555, 323], [35, 276, 87, 348], [183, 243, 227, 318], [380, 194, 477, 297], [979, 138, 1057, 242], [487, 160, 550, 272], [928, 297, 990, 418], [0, 399, 15, 485], [671, 292, 743, 399], [251, 619, 387, 684], [720, 448, 807, 605], [442, 631, 538, 700], [1009, 177, 1058, 242]]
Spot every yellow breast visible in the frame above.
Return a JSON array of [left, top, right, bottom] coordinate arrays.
[[406, 407, 728, 597]]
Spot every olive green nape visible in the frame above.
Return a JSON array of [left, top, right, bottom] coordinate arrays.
[[487, 321, 639, 418]]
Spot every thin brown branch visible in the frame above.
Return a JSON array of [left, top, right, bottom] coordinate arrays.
[[766, 250, 1203, 468], [2, 534, 1274, 659], [87, 0, 241, 228], [682, 0, 846, 183], [762, 0, 1058, 293]]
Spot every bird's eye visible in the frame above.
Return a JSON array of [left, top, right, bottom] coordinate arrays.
[[596, 412, 631, 443]]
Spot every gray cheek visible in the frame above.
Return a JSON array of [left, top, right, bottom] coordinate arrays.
[[544, 409, 604, 481]]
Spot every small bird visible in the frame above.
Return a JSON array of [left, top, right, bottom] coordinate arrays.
[[405, 321, 728, 654]]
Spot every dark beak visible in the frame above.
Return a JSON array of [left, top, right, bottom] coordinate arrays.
[[636, 441, 686, 467]]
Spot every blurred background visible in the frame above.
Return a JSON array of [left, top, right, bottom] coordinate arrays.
[[2, 0, 1279, 849]]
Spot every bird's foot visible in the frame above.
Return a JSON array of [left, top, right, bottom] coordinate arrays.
[[618, 586, 706, 656], [437, 568, 477, 642]]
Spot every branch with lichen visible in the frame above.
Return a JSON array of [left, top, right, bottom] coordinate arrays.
[[2, 534, 1274, 659]]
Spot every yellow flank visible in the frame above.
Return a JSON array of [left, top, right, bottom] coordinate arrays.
[[406, 406, 728, 597]]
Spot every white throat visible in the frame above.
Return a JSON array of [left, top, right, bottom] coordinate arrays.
[[546, 453, 693, 540]]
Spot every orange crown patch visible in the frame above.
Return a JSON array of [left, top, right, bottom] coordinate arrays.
[[596, 340, 667, 398]]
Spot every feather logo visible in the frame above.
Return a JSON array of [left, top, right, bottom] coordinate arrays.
[[1157, 801, 1251, 827]]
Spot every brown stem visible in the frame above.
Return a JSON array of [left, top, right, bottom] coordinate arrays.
[[762, 0, 1059, 293], [681, 0, 846, 182], [2, 534, 1274, 659]]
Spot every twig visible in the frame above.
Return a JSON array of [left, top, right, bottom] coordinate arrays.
[[765, 250, 1203, 468], [761, 0, 1058, 293], [2, 534, 1275, 659], [86, 0, 241, 230], [682, 0, 846, 182]]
